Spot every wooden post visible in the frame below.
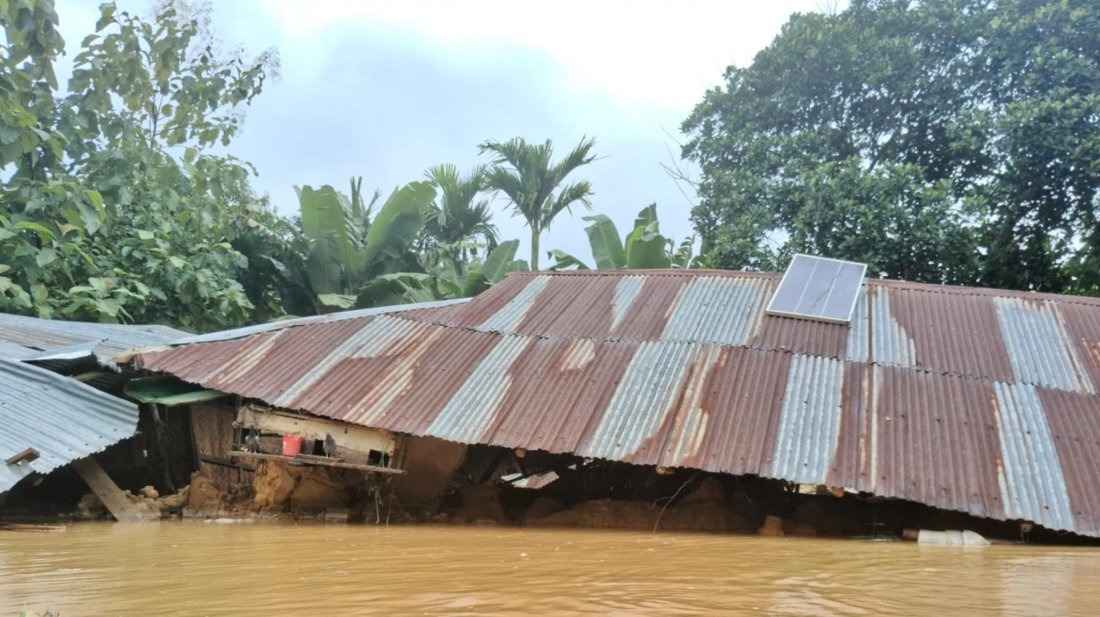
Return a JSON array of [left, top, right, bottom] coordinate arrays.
[[71, 457, 158, 523]]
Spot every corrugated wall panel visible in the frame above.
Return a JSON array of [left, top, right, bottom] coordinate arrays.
[[993, 382, 1075, 532], [770, 354, 845, 485], [1037, 387, 1100, 536]]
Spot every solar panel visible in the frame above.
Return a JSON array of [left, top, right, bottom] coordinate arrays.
[[766, 254, 867, 324]]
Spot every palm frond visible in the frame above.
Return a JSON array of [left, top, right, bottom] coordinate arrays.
[[549, 136, 597, 188], [542, 180, 593, 228]]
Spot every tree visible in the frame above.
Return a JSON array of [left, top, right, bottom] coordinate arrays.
[[0, 0, 287, 330], [421, 163, 497, 276], [548, 204, 694, 270], [480, 137, 597, 270], [682, 0, 1100, 293]]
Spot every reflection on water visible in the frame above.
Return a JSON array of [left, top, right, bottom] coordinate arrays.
[[1, 522, 1098, 616]]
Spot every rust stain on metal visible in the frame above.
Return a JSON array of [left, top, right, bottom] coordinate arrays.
[[133, 270, 1100, 537], [874, 366, 1005, 520], [1036, 387, 1100, 536], [888, 288, 1016, 382], [826, 362, 872, 491]]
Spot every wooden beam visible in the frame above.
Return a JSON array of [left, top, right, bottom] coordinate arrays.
[[230, 450, 405, 475], [236, 405, 396, 456], [4, 448, 39, 465], [71, 457, 158, 523]]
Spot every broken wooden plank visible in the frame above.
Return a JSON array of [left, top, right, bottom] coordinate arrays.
[[230, 450, 405, 475], [71, 457, 158, 523], [5, 448, 39, 465]]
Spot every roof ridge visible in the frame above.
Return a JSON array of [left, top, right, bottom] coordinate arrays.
[[504, 270, 1100, 308]]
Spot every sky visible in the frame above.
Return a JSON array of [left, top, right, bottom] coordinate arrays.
[[54, 0, 826, 265]]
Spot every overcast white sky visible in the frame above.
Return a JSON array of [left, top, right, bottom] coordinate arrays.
[[55, 0, 826, 264]]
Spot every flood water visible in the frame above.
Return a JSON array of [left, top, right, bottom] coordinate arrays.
[[2, 522, 1099, 616]]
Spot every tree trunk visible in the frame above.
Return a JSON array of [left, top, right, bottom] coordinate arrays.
[[530, 227, 540, 271]]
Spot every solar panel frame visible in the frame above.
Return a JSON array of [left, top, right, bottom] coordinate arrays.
[[765, 254, 867, 324]]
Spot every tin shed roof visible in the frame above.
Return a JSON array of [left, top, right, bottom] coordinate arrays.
[[0, 312, 188, 368], [133, 270, 1100, 537], [0, 359, 140, 494]]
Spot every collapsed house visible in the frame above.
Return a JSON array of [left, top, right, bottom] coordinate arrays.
[[0, 314, 189, 520], [125, 264, 1100, 540]]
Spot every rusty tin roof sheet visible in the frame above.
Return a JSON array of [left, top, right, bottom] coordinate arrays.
[[134, 270, 1100, 536], [0, 312, 188, 367], [0, 359, 140, 494]]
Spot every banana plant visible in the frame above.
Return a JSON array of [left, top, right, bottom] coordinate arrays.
[[296, 178, 435, 310], [356, 239, 528, 308], [548, 204, 694, 270]]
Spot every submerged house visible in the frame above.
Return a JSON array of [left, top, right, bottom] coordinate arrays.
[[129, 265, 1100, 538], [0, 314, 188, 519]]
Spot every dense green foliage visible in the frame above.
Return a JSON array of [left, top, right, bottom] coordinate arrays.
[[683, 0, 1100, 293], [0, 0, 288, 330]]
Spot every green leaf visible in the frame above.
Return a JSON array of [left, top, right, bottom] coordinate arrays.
[[317, 293, 356, 309], [582, 214, 626, 269], [363, 182, 433, 267], [299, 184, 366, 293], [14, 221, 54, 243], [481, 239, 519, 283], [624, 204, 671, 269], [36, 248, 58, 267], [30, 283, 48, 304], [546, 249, 590, 271]]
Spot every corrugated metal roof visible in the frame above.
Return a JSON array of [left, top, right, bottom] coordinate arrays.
[[0, 359, 140, 494], [0, 312, 188, 367], [173, 298, 470, 345], [132, 270, 1100, 536], [431, 270, 1100, 395]]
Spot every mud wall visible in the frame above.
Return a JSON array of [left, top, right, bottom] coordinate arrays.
[[391, 436, 467, 512]]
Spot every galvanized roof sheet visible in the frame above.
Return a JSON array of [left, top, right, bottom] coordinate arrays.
[[133, 270, 1100, 537], [432, 270, 1100, 394], [0, 312, 188, 367], [171, 298, 470, 345], [0, 359, 140, 494]]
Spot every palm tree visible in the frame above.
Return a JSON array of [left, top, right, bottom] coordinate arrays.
[[479, 136, 597, 270], [423, 164, 498, 274]]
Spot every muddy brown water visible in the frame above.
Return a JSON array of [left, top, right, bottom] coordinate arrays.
[[2, 522, 1099, 616]]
